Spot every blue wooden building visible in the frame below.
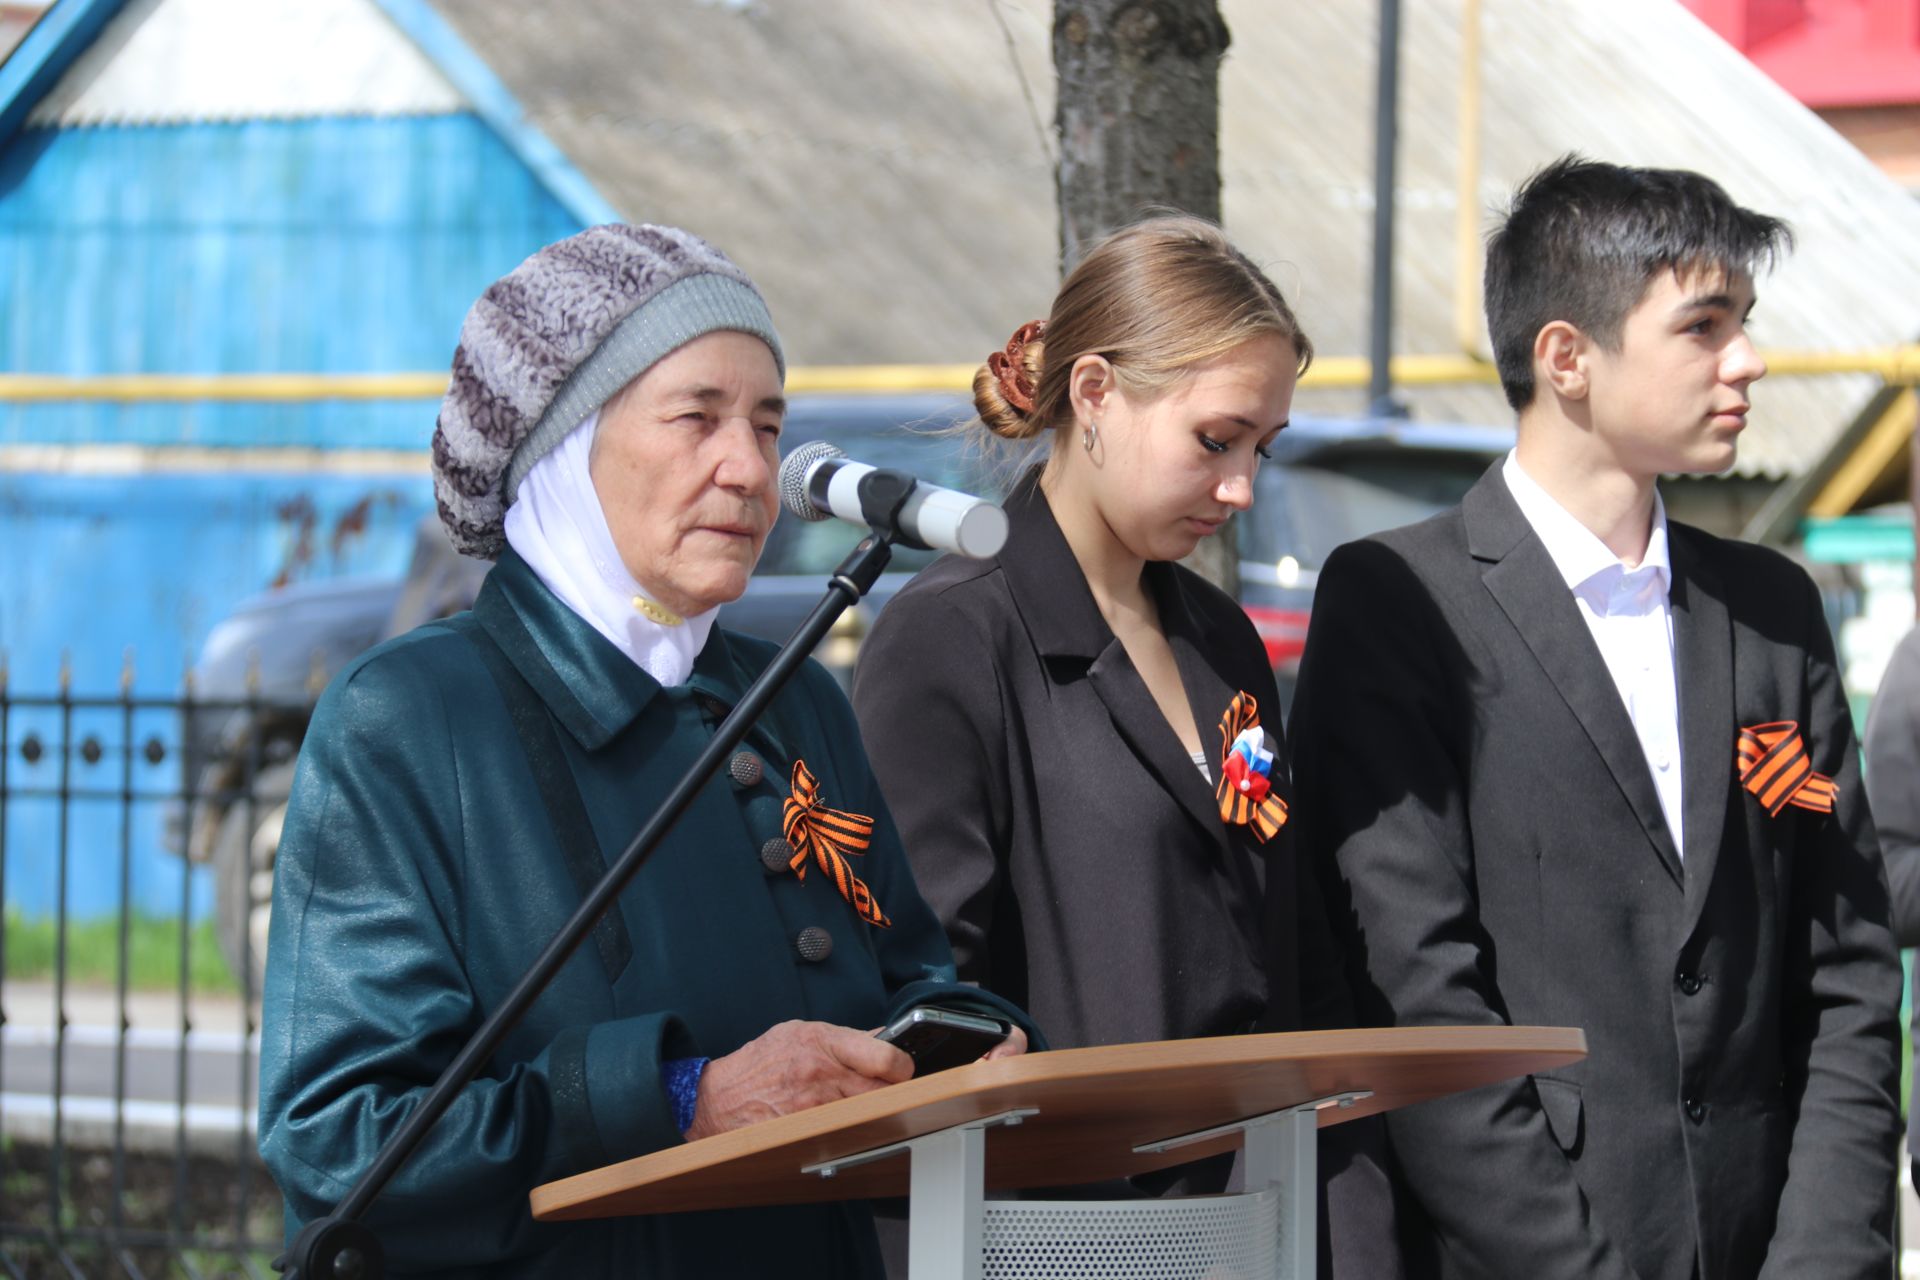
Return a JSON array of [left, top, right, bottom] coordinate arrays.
[[0, 0, 609, 915]]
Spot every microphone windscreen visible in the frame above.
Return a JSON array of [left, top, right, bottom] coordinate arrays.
[[777, 440, 842, 521]]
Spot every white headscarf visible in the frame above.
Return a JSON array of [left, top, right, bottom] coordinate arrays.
[[503, 411, 716, 688]]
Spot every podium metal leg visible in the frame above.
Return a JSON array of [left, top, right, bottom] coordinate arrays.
[[800, 1109, 1036, 1280], [1243, 1105, 1322, 1279], [803, 1096, 1366, 1279], [908, 1121, 986, 1280], [1133, 1090, 1372, 1280]]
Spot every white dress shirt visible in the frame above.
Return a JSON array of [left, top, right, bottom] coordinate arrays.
[[1502, 453, 1685, 857]]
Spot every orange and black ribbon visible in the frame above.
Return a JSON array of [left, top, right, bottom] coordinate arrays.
[[1736, 721, 1837, 817], [1215, 691, 1289, 842], [783, 759, 891, 928]]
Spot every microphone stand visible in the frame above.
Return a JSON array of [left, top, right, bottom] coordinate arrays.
[[278, 473, 918, 1280]]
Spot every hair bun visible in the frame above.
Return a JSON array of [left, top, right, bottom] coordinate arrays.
[[974, 321, 1048, 441]]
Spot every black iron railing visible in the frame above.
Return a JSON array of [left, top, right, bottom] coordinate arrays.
[[0, 656, 313, 1279]]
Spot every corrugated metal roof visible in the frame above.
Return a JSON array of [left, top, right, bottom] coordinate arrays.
[[422, 0, 1920, 480], [26, 0, 463, 126]]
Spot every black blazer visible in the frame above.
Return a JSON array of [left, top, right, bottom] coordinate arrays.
[[853, 471, 1343, 1049], [1289, 465, 1902, 1280], [1860, 625, 1920, 1181], [852, 473, 1400, 1276]]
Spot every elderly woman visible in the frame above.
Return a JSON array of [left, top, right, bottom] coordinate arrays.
[[256, 225, 1029, 1278]]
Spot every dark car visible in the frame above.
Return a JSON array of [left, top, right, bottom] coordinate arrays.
[[173, 395, 1509, 987]]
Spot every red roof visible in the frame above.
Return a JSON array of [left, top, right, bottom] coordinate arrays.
[[1682, 0, 1920, 107]]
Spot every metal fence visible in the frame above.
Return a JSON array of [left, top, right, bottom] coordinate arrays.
[[3, 661, 1914, 1278], [0, 661, 310, 1278]]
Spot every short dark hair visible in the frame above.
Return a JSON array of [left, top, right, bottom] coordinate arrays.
[[1483, 155, 1791, 410]]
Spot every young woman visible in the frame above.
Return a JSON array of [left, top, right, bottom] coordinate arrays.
[[852, 216, 1396, 1271]]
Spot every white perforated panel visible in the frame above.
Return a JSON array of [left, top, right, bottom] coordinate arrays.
[[978, 1189, 1284, 1279]]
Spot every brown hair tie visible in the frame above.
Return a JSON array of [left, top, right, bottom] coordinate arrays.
[[987, 320, 1046, 415]]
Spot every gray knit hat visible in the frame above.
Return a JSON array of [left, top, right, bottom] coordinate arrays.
[[431, 223, 785, 559]]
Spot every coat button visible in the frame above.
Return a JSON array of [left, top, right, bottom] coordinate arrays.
[[795, 926, 833, 963], [1676, 971, 1703, 996], [1684, 1097, 1706, 1124], [760, 837, 795, 875], [727, 751, 764, 789]]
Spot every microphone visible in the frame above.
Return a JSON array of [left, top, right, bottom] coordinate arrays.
[[778, 440, 1009, 559]]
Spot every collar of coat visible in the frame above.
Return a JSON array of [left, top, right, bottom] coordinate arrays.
[[473, 547, 788, 758], [992, 466, 1268, 844], [995, 465, 1209, 661]]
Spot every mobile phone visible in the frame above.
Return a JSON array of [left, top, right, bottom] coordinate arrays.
[[875, 1006, 1011, 1075]]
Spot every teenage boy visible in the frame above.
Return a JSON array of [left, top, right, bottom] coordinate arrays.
[[1289, 156, 1900, 1280]]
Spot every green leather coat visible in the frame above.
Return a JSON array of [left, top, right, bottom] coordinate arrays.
[[258, 549, 1027, 1278]]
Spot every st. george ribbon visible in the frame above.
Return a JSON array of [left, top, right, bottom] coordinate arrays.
[[778, 440, 1009, 559]]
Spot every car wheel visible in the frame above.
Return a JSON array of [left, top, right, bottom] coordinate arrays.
[[212, 759, 295, 998]]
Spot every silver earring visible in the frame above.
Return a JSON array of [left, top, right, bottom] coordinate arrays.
[[1083, 420, 1100, 453]]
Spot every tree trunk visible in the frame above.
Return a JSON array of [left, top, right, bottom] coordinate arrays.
[[1054, 0, 1238, 593]]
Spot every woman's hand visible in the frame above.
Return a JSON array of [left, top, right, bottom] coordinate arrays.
[[984, 1025, 1028, 1061], [686, 1020, 913, 1140]]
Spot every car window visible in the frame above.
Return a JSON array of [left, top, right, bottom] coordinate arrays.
[[1244, 454, 1491, 569]]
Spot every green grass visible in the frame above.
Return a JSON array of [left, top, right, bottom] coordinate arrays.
[[2, 909, 238, 995], [1905, 950, 1913, 1121]]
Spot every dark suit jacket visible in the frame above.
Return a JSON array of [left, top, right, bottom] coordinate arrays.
[[852, 472, 1398, 1274], [1288, 466, 1901, 1280], [1860, 625, 1920, 1177]]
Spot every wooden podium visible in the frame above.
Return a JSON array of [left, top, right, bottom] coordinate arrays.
[[532, 1025, 1585, 1279]]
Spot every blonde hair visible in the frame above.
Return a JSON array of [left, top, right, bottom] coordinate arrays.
[[974, 215, 1311, 442]]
